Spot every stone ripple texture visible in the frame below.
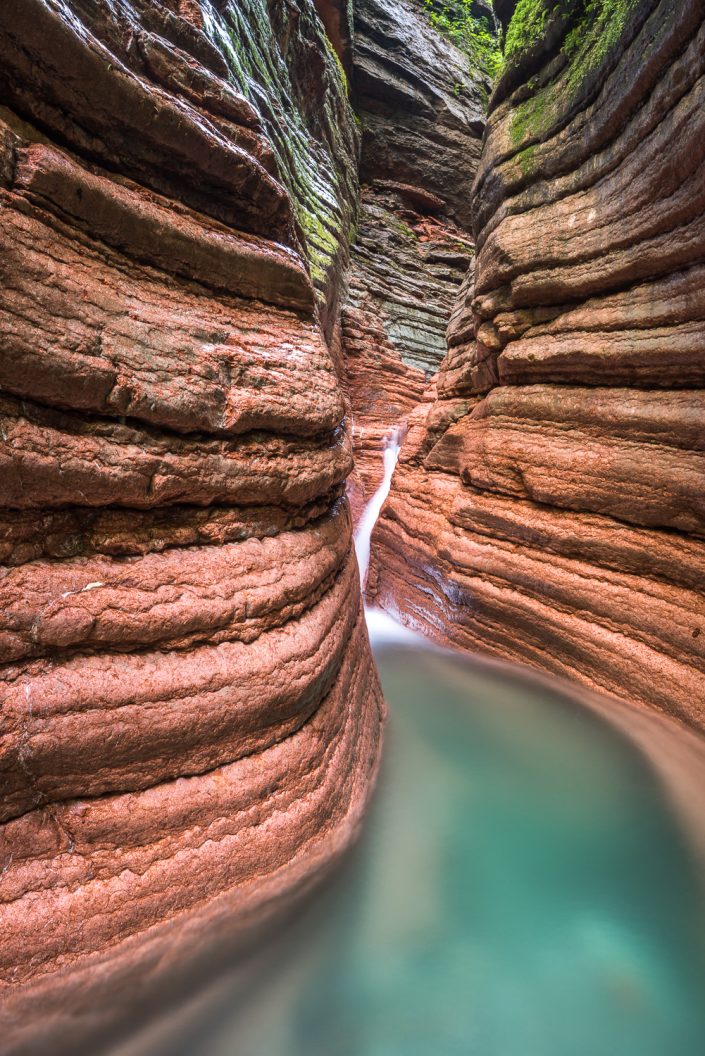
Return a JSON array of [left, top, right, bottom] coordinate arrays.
[[0, 0, 384, 1050], [343, 0, 486, 518], [343, 183, 475, 519], [369, 0, 705, 733]]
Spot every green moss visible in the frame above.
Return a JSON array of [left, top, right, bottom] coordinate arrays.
[[323, 31, 349, 96], [509, 79, 557, 145], [206, 0, 357, 299], [516, 142, 538, 175], [504, 0, 551, 60], [299, 207, 339, 252], [422, 0, 504, 82], [505, 0, 639, 90], [507, 0, 639, 148], [562, 0, 639, 93], [389, 216, 417, 240], [297, 205, 342, 285]]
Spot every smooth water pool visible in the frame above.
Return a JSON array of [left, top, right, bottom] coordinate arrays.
[[136, 632, 705, 1056]]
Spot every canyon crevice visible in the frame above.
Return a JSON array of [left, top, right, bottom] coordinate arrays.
[[342, 0, 487, 516], [369, 0, 705, 734], [3, 0, 705, 1049]]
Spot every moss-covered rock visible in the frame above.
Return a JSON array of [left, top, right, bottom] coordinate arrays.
[[203, 0, 360, 330]]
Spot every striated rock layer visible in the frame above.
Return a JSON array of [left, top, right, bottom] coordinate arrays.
[[352, 0, 488, 229], [370, 0, 705, 732], [344, 0, 484, 519], [0, 1, 383, 1049], [343, 183, 474, 518]]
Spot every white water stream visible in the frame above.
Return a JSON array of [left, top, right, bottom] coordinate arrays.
[[352, 424, 422, 647], [353, 425, 405, 590]]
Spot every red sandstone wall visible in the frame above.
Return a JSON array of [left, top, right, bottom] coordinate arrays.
[[0, 2, 383, 1049]]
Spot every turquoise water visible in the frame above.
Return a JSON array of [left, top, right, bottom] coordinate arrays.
[[153, 634, 705, 1056]]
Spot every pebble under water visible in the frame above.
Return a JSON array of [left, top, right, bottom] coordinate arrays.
[[138, 618, 705, 1056]]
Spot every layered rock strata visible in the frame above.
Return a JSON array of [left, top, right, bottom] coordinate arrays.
[[343, 0, 485, 518], [0, 1, 383, 1048], [352, 0, 488, 228], [343, 183, 474, 517], [370, 0, 705, 732]]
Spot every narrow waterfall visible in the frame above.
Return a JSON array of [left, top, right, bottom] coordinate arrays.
[[352, 425, 420, 647], [354, 425, 405, 589]]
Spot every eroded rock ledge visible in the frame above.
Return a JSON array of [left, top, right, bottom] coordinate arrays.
[[370, 0, 705, 732], [0, 1, 383, 1048], [344, 182, 475, 516], [343, 0, 484, 516]]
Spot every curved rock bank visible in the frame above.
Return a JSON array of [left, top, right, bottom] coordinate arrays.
[[0, 1, 383, 1048], [370, 0, 705, 732]]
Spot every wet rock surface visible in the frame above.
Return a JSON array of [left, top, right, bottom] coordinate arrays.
[[0, 1, 383, 1048], [352, 0, 488, 228], [342, 183, 474, 517], [370, 0, 705, 732]]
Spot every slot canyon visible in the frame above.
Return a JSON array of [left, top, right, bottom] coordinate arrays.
[[1, 1, 705, 1053]]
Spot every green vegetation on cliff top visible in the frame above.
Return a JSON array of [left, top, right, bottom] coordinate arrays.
[[422, 0, 638, 113], [504, 0, 550, 59], [507, 0, 639, 151], [563, 0, 640, 93], [506, 0, 639, 84], [422, 0, 504, 81]]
